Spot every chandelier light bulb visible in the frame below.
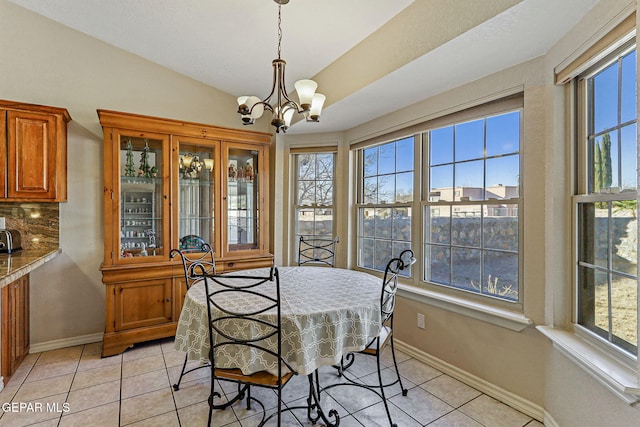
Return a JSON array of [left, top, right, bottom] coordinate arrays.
[[294, 79, 318, 110], [308, 93, 326, 122], [283, 107, 295, 128], [247, 96, 264, 119], [180, 154, 193, 169]]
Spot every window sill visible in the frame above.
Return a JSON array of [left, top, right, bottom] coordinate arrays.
[[397, 284, 533, 332], [537, 326, 640, 405]]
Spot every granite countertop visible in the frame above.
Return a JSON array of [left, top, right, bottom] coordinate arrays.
[[0, 248, 61, 288]]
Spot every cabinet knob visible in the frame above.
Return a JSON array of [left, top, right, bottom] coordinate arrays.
[[166, 298, 171, 302]]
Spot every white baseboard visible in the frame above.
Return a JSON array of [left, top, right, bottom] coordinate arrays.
[[396, 340, 544, 422], [29, 333, 104, 354]]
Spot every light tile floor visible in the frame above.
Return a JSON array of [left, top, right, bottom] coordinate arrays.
[[0, 339, 544, 426]]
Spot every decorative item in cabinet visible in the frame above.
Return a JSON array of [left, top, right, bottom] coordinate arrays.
[[121, 187, 156, 257], [177, 147, 215, 253], [117, 135, 166, 261], [226, 147, 260, 252]]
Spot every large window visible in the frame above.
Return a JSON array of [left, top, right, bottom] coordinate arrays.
[[355, 105, 521, 296], [424, 111, 521, 302], [575, 45, 637, 356], [357, 137, 414, 273], [293, 151, 336, 259]]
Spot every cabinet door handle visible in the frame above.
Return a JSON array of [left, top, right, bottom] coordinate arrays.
[[165, 298, 171, 302]]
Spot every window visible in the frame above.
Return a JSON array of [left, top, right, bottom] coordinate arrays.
[[355, 102, 522, 298], [293, 151, 336, 259], [424, 111, 521, 302], [575, 45, 637, 356], [357, 137, 414, 274]]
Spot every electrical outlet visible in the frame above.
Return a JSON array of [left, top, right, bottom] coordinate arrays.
[[417, 313, 425, 329]]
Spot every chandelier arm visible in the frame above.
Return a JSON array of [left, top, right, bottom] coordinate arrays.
[[276, 61, 302, 112], [261, 59, 281, 106], [252, 101, 274, 114], [282, 100, 303, 113]]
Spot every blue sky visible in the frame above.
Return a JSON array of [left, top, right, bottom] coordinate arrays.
[[430, 111, 520, 192], [592, 49, 637, 190]]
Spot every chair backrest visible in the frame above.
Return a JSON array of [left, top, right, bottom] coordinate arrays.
[[170, 243, 216, 290], [203, 267, 293, 376], [381, 249, 416, 323], [297, 236, 339, 267]]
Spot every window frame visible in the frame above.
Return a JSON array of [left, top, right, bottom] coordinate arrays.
[[422, 110, 523, 307], [355, 135, 418, 276], [291, 149, 337, 264], [352, 96, 525, 312], [573, 40, 638, 360]]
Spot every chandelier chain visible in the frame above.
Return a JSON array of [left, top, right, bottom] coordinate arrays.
[[277, 5, 282, 60]]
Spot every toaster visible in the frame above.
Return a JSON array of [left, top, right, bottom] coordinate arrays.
[[0, 230, 22, 254]]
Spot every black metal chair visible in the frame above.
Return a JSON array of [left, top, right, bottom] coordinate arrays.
[[169, 243, 215, 391], [202, 267, 299, 426], [329, 249, 416, 427], [297, 235, 339, 267]]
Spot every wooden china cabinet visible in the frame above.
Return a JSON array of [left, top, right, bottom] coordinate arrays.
[[98, 110, 273, 357]]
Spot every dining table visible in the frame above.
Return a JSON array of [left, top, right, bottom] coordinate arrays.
[[173, 265, 383, 425], [174, 266, 382, 427]]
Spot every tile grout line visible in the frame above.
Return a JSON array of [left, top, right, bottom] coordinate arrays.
[[163, 341, 184, 427]]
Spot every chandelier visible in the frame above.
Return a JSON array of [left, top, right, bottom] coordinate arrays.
[[237, 0, 325, 133], [179, 153, 213, 179]]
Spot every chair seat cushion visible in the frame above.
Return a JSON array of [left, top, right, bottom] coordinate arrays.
[[362, 326, 392, 355], [214, 367, 294, 387]]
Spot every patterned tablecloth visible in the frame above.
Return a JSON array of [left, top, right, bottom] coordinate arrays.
[[174, 266, 382, 376]]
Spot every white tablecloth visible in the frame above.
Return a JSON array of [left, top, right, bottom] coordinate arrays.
[[174, 266, 382, 376]]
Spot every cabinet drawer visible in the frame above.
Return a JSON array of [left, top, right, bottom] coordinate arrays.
[[222, 256, 274, 272]]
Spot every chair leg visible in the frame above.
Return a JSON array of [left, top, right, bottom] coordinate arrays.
[[389, 336, 407, 396], [246, 384, 252, 410], [172, 353, 189, 391], [207, 374, 215, 427]]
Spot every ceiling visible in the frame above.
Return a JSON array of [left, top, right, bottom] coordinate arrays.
[[10, 0, 598, 134]]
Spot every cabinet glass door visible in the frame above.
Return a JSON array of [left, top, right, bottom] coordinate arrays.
[[119, 136, 165, 259], [227, 147, 259, 252], [177, 142, 216, 253]]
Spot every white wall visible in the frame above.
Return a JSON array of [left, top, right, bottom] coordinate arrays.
[[0, 0, 266, 345]]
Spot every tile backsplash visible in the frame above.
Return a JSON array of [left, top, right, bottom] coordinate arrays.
[[0, 203, 59, 250]]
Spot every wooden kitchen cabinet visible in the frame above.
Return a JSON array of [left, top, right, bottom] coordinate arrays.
[[98, 110, 273, 356], [1, 274, 29, 384], [0, 100, 71, 202]]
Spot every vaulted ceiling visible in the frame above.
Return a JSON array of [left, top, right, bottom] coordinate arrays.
[[10, 0, 598, 134]]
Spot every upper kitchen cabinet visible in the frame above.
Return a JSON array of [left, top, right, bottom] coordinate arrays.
[[0, 100, 71, 202]]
